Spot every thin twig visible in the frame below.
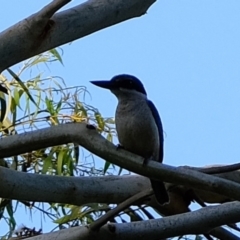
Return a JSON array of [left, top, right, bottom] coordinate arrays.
[[89, 189, 153, 231], [37, 0, 71, 19], [185, 163, 240, 174]]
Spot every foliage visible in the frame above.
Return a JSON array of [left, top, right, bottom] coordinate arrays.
[[0, 50, 117, 239]]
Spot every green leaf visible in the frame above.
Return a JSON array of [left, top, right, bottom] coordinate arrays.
[[57, 149, 66, 175], [103, 161, 111, 174], [95, 112, 105, 131], [7, 68, 38, 108], [56, 99, 62, 113], [42, 152, 54, 174], [13, 88, 20, 107], [106, 133, 112, 142], [15, 89, 24, 111], [54, 215, 71, 225], [28, 55, 49, 67], [10, 97, 16, 114], [45, 97, 55, 116], [6, 201, 16, 231], [77, 103, 87, 117], [49, 49, 63, 65], [65, 149, 74, 176], [54, 206, 79, 224]]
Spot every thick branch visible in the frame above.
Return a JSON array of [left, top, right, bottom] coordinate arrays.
[[0, 167, 148, 204], [0, 0, 155, 72], [0, 123, 240, 202], [26, 201, 240, 240], [0, 164, 238, 218]]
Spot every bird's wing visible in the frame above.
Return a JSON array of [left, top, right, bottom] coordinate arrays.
[[147, 100, 164, 162]]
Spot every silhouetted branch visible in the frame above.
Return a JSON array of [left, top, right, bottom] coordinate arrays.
[[0, 123, 240, 202], [189, 163, 240, 174], [89, 189, 153, 231], [0, 0, 156, 72], [25, 201, 240, 240], [0, 167, 149, 205]]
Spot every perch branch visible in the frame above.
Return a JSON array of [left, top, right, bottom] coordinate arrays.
[[0, 123, 240, 202]]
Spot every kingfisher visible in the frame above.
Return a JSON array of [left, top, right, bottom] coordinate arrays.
[[91, 74, 169, 205]]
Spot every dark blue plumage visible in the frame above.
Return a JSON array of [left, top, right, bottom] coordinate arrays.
[[147, 100, 164, 162]]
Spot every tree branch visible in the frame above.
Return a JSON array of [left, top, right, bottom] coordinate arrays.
[[0, 163, 238, 218], [38, 0, 71, 19], [0, 167, 149, 205], [89, 189, 153, 231], [25, 201, 240, 240], [189, 163, 240, 174], [209, 227, 240, 240], [0, 0, 156, 72], [0, 123, 240, 202]]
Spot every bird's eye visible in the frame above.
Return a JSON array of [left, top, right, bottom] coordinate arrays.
[[129, 81, 133, 84]]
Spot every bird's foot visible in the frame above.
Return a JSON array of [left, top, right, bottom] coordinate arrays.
[[86, 124, 96, 130], [143, 158, 149, 166], [143, 156, 154, 166], [116, 144, 124, 150]]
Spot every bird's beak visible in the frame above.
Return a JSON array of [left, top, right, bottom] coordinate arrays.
[[90, 80, 115, 90]]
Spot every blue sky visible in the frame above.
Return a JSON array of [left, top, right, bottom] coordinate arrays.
[[1, 0, 240, 236]]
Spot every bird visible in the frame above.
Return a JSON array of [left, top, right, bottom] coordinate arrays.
[[91, 74, 169, 205]]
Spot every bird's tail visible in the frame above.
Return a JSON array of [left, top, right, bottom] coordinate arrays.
[[150, 180, 169, 205]]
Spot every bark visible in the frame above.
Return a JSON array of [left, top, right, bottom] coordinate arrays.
[[0, 168, 149, 205], [1, 162, 239, 217], [0, 123, 240, 203], [0, 0, 156, 73], [23, 201, 240, 240]]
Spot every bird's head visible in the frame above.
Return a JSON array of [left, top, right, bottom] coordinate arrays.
[[90, 74, 147, 97]]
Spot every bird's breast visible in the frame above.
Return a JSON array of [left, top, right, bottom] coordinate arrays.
[[115, 100, 159, 159]]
